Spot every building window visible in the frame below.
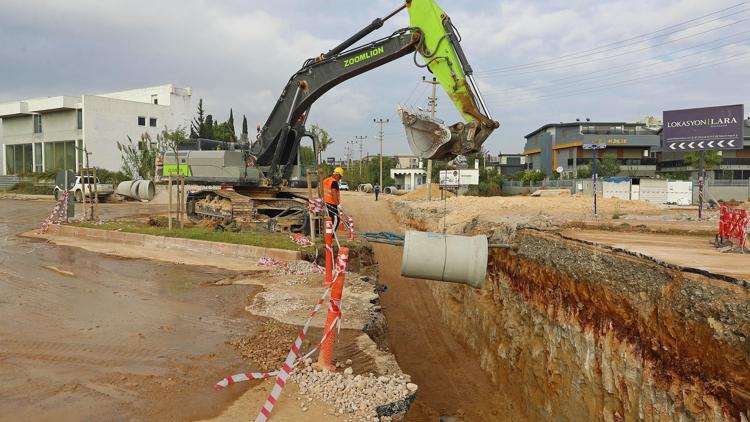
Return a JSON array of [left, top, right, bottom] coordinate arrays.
[[34, 143, 43, 172], [138, 116, 146, 126], [77, 109, 83, 130], [151, 94, 158, 105], [4, 144, 34, 174], [43, 141, 77, 172], [33, 114, 42, 133], [149, 117, 157, 127]]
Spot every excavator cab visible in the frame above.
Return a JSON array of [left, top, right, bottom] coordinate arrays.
[[400, 0, 499, 160]]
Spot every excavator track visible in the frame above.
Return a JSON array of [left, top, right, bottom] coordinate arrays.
[[186, 189, 308, 233]]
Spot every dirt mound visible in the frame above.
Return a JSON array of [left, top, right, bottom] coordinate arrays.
[[399, 184, 455, 201]]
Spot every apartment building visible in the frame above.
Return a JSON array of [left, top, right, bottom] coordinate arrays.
[[1, 84, 192, 175], [523, 120, 661, 178]]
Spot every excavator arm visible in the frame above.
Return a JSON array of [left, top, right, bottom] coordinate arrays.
[[251, 0, 498, 184]]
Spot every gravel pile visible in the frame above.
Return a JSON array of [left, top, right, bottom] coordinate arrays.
[[291, 359, 417, 421]]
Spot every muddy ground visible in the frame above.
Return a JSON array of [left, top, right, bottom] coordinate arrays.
[[0, 200, 259, 421]]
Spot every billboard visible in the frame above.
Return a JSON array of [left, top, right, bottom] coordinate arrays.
[[663, 104, 744, 151], [439, 169, 479, 187]]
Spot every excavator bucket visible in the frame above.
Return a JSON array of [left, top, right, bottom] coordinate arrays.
[[398, 106, 450, 159], [398, 105, 494, 160]]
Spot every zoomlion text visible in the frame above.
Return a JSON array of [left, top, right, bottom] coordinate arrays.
[[344, 46, 385, 68]]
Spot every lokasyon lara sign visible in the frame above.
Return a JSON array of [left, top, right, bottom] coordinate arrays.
[[663, 104, 744, 151]]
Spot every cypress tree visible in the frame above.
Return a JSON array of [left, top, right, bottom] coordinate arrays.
[[191, 98, 206, 138], [241, 115, 249, 143], [227, 109, 237, 142], [205, 114, 214, 139]]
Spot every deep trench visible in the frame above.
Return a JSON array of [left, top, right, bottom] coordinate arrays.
[[386, 196, 750, 421], [425, 228, 750, 421]]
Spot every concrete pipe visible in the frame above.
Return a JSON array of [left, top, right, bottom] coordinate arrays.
[[384, 186, 399, 195], [116, 181, 136, 197], [132, 180, 156, 201], [401, 230, 488, 288], [358, 183, 373, 193], [116, 180, 156, 201]]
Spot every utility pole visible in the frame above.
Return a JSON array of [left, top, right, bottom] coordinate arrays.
[[345, 140, 353, 171], [423, 76, 439, 200], [355, 135, 367, 176], [373, 118, 389, 188]]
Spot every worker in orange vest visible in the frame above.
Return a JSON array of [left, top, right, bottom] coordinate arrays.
[[323, 167, 345, 231]]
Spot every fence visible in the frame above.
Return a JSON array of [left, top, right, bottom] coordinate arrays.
[[0, 175, 24, 190], [503, 178, 750, 203]]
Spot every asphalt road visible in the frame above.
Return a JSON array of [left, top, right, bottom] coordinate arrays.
[[0, 199, 259, 421]]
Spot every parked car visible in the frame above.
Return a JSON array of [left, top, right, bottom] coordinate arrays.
[[54, 176, 114, 202], [339, 181, 350, 191]]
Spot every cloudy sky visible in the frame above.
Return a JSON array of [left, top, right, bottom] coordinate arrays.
[[1, 0, 749, 158]]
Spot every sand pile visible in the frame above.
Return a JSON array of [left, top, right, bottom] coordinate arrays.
[[399, 184, 455, 201]]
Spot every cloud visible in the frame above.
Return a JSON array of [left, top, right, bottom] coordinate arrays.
[[1, 0, 748, 157]]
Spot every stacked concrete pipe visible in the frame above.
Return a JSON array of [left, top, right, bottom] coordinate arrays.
[[116, 180, 156, 201], [358, 183, 373, 193]]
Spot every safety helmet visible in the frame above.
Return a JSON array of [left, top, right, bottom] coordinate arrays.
[[333, 167, 344, 177]]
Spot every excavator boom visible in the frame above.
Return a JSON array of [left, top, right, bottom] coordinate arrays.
[[401, 0, 499, 159]]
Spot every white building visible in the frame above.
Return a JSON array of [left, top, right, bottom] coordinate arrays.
[[0, 84, 192, 175], [389, 153, 426, 191]]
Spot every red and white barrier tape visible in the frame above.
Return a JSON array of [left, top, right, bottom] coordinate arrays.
[[309, 198, 325, 214], [216, 253, 349, 421], [289, 233, 314, 247], [40, 191, 69, 234], [214, 313, 341, 390]]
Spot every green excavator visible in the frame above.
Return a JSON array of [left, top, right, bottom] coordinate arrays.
[[168, 0, 499, 232]]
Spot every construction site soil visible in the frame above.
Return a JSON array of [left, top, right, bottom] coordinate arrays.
[[389, 193, 750, 421], [4, 191, 750, 421]]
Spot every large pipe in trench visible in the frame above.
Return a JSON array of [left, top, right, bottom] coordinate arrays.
[[400, 230, 488, 288]]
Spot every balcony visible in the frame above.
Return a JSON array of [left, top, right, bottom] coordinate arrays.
[[0, 102, 30, 118]]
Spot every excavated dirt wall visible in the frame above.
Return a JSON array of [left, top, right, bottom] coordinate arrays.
[[392, 201, 750, 421]]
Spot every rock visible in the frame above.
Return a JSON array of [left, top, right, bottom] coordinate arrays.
[[407, 383, 418, 392], [344, 367, 353, 375], [345, 358, 353, 365]]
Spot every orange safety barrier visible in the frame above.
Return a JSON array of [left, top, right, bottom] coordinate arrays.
[[719, 205, 748, 249], [315, 247, 349, 371]]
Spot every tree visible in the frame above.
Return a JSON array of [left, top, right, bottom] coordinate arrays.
[[310, 124, 334, 164], [117, 133, 159, 180], [226, 109, 237, 142], [204, 114, 214, 139], [159, 126, 189, 176], [684, 151, 722, 169], [599, 156, 621, 178], [468, 167, 504, 196], [521, 170, 545, 186], [299, 146, 316, 166], [212, 121, 234, 142], [241, 115, 249, 143], [576, 165, 592, 179], [191, 98, 206, 139]]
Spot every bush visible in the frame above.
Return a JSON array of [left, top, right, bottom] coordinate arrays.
[[9, 182, 53, 195], [521, 170, 545, 186], [467, 167, 504, 196], [94, 168, 128, 184]]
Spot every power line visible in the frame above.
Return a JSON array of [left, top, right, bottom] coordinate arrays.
[[402, 79, 422, 105], [478, 13, 750, 78], [483, 30, 750, 96], [476, 1, 750, 74], [485, 50, 750, 106], [483, 36, 750, 100]]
